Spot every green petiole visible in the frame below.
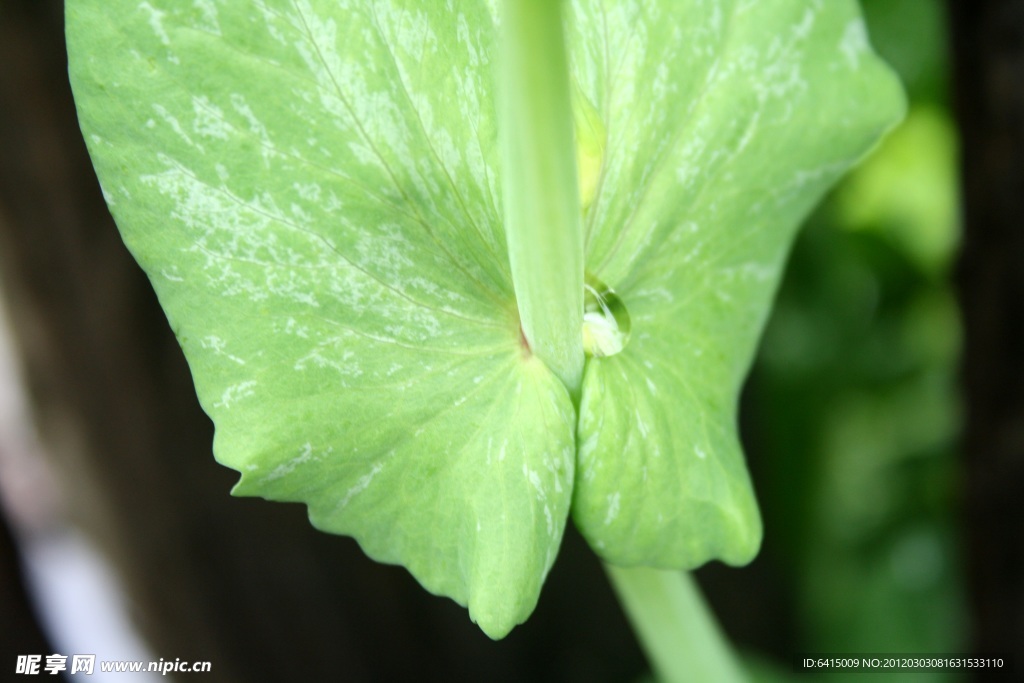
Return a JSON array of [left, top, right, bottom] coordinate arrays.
[[498, 0, 584, 399], [606, 565, 748, 683]]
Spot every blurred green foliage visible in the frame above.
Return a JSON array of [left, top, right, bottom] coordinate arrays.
[[747, 0, 965, 680]]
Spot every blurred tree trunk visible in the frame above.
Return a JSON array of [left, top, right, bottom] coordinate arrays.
[[0, 2, 644, 681], [950, 0, 1024, 671]]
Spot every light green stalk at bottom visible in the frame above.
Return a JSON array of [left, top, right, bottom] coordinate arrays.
[[606, 565, 747, 683]]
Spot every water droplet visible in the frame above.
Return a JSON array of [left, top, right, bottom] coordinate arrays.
[[582, 272, 630, 358]]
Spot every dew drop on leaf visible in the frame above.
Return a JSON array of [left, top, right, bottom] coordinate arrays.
[[582, 272, 630, 358]]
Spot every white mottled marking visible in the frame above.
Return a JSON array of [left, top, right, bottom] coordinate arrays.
[[265, 442, 319, 482], [138, 2, 170, 46], [604, 492, 621, 525], [214, 380, 257, 409], [200, 335, 246, 365], [340, 462, 384, 507], [840, 19, 868, 69]]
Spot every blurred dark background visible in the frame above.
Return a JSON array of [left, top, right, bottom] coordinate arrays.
[[0, 0, 1020, 681]]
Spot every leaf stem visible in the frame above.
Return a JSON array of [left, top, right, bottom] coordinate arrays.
[[605, 565, 747, 683], [499, 0, 584, 398]]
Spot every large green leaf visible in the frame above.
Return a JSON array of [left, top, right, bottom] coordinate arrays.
[[68, 0, 575, 638], [67, 0, 903, 637], [568, 0, 904, 567]]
